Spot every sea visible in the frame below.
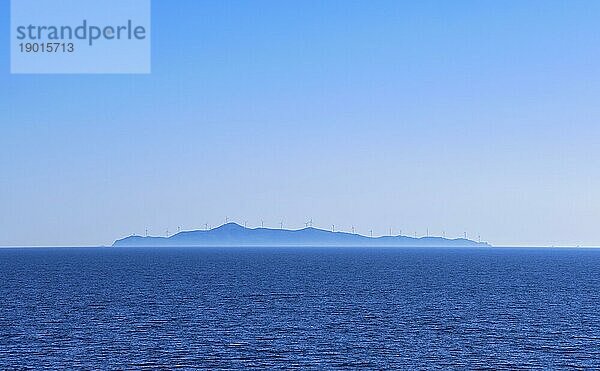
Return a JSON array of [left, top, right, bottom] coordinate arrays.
[[1, 246, 599, 369]]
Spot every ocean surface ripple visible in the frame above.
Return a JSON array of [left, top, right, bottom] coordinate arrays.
[[1, 247, 599, 369]]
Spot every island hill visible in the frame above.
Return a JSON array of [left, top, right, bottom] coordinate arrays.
[[113, 223, 491, 247]]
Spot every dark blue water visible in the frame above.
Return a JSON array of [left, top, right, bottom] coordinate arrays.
[[1, 247, 599, 369]]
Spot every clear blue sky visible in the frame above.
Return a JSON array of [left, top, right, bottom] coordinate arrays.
[[1, 0, 600, 246]]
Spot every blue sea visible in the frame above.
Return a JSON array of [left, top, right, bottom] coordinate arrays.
[[1, 247, 599, 369]]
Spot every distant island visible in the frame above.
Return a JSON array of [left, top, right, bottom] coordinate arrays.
[[112, 223, 491, 247]]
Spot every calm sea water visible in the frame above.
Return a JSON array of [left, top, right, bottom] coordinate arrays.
[[1, 247, 599, 369]]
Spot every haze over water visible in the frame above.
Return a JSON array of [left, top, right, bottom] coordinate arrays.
[[1, 246, 599, 369]]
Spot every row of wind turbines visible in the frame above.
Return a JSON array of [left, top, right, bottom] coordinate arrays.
[[142, 217, 482, 243]]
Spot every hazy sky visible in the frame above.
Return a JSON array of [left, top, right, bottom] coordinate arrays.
[[1, 0, 600, 247]]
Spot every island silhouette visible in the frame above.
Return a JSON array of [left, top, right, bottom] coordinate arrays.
[[113, 223, 491, 247]]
